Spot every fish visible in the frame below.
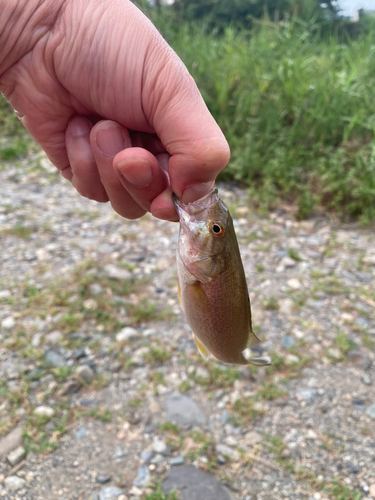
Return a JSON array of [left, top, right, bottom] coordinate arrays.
[[173, 187, 271, 366]]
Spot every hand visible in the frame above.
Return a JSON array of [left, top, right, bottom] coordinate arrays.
[[0, 0, 230, 220]]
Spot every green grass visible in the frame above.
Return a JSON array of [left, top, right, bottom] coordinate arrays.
[[148, 12, 375, 224]]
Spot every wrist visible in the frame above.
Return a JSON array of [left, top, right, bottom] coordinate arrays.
[[0, 0, 67, 77]]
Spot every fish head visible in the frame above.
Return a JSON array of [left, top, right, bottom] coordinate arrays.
[[173, 188, 231, 282]]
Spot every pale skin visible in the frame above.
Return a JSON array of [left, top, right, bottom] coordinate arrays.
[[0, 0, 230, 221]]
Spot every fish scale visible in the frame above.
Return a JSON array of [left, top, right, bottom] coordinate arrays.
[[173, 188, 271, 366]]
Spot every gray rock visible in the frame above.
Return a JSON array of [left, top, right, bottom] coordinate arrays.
[[99, 486, 124, 500], [7, 446, 26, 466], [169, 456, 184, 466], [281, 336, 295, 349], [366, 403, 375, 419], [1, 316, 15, 329], [76, 365, 95, 383], [4, 475, 26, 492], [296, 388, 317, 400], [140, 450, 153, 463], [166, 392, 207, 427], [61, 379, 82, 395], [163, 466, 232, 500], [45, 350, 66, 367], [116, 327, 138, 342], [347, 349, 372, 370], [104, 265, 132, 281], [152, 438, 167, 454], [97, 476, 111, 484], [75, 428, 87, 439], [45, 330, 62, 344], [133, 465, 150, 487], [0, 427, 23, 458], [361, 374, 372, 386], [215, 444, 239, 460]]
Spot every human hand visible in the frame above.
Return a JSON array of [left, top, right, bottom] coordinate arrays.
[[0, 0, 230, 220]]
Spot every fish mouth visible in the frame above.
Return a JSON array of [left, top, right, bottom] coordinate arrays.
[[173, 188, 219, 216]]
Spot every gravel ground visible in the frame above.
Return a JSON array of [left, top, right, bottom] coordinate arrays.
[[0, 151, 375, 500]]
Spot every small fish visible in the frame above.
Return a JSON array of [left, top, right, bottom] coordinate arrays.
[[173, 188, 270, 366]]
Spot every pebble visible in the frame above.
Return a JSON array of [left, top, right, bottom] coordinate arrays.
[[215, 444, 239, 461], [369, 484, 375, 498], [45, 349, 66, 367], [133, 465, 150, 487], [34, 406, 54, 417], [152, 438, 167, 454], [104, 265, 132, 281], [7, 446, 26, 466], [287, 278, 302, 289], [0, 427, 23, 458], [75, 428, 88, 439], [61, 379, 82, 395], [282, 335, 295, 349], [163, 466, 232, 500], [169, 456, 184, 466], [165, 392, 207, 427], [347, 349, 372, 370], [4, 476, 26, 492], [296, 388, 317, 400], [99, 486, 124, 500], [76, 364, 95, 383], [195, 366, 210, 379], [97, 476, 111, 484], [1, 316, 15, 329], [365, 403, 375, 419], [116, 327, 138, 342], [45, 330, 62, 344]]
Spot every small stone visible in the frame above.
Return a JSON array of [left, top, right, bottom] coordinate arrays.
[[97, 476, 111, 484], [76, 365, 95, 383], [215, 444, 239, 461], [45, 330, 62, 344], [61, 379, 82, 395], [141, 450, 153, 463], [195, 366, 210, 379], [363, 254, 375, 265], [104, 264, 132, 281], [150, 453, 165, 464], [116, 327, 138, 342], [163, 466, 232, 500], [361, 374, 372, 386], [287, 278, 301, 289], [34, 406, 54, 417], [89, 283, 104, 295], [118, 496, 128, 500], [99, 486, 124, 500], [347, 349, 372, 370], [83, 298, 98, 310], [45, 350, 66, 367], [165, 392, 207, 427], [366, 403, 375, 419], [0, 290, 11, 299], [279, 298, 293, 315], [169, 456, 184, 466], [1, 316, 15, 329], [7, 446, 26, 466], [244, 431, 263, 445], [31, 333, 41, 347], [4, 476, 26, 492], [75, 428, 87, 439], [129, 486, 143, 496], [369, 483, 375, 498], [282, 336, 295, 349], [285, 354, 299, 365], [153, 438, 167, 454], [328, 348, 342, 359], [296, 388, 317, 400], [133, 465, 150, 487]]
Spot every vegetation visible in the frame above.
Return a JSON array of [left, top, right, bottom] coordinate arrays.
[[1, 5, 375, 222]]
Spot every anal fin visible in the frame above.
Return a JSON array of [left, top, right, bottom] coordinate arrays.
[[193, 334, 210, 361]]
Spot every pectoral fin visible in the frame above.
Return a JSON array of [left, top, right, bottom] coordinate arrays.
[[193, 334, 210, 361]]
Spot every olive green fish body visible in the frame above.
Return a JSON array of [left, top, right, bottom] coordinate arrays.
[[174, 188, 269, 366]]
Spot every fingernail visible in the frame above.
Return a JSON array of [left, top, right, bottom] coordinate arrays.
[[117, 158, 153, 188], [69, 118, 91, 137], [152, 208, 179, 222], [181, 181, 214, 204], [96, 124, 125, 157]]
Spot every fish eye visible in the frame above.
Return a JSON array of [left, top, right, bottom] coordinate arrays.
[[210, 221, 225, 237]]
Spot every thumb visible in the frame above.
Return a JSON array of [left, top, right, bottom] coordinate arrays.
[[142, 45, 230, 204]]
